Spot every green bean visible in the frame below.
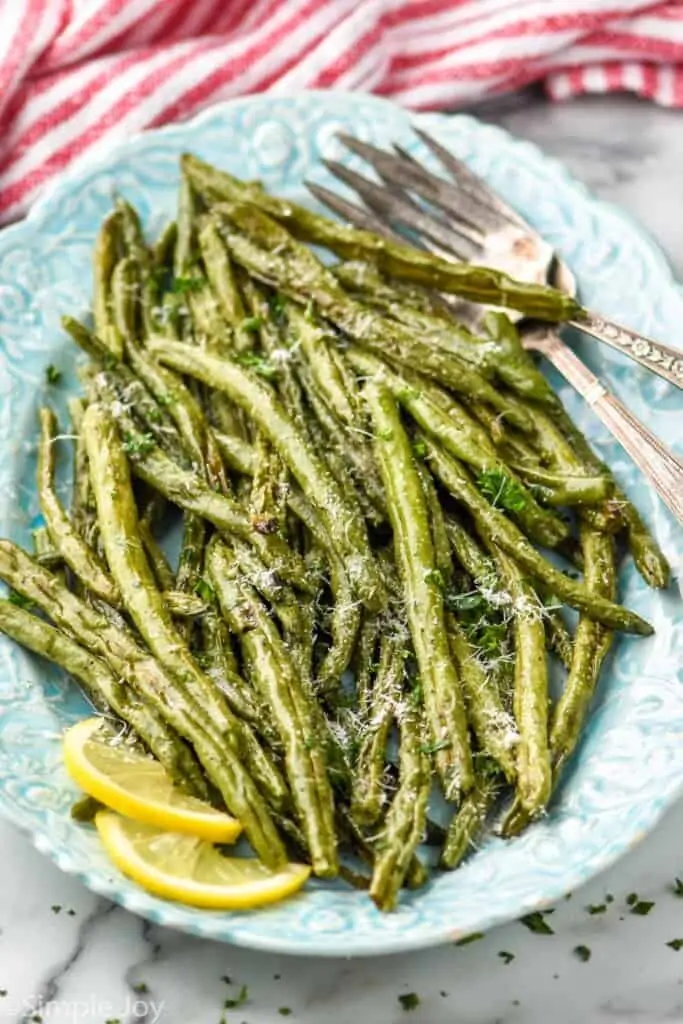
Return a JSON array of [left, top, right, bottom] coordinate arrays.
[[349, 349, 566, 547], [445, 516, 497, 590], [115, 197, 148, 269], [0, 598, 209, 799], [125, 337, 228, 491], [182, 155, 581, 321], [149, 339, 384, 611], [544, 607, 574, 670], [38, 407, 120, 605], [336, 262, 555, 404], [249, 432, 288, 536], [448, 620, 517, 782], [364, 380, 473, 798], [315, 556, 362, 698], [424, 440, 652, 635], [198, 607, 272, 734], [174, 512, 207, 640], [174, 171, 197, 277], [495, 548, 551, 818], [416, 460, 452, 582], [286, 302, 357, 427], [92, 399, 311, 592], [369, 705, 430, 911], [197, 218, 255, 353], [351, 632, 405, 825], [214, 430, 256, 476], [152, 221, 177, 271], [111, 255, 139, 342], [208, 537, 338, 878], [506, 461, 611, 507], [441, 768, 501, 870], [81, 404, 291, 832], [93, 209, 124, 359], [137, 519, 175, 591], [353, 613, 381, 717], [32, 525, 60, 568], [0, 544, 288, 841], [214, 202, 540, 425], [550, 526, 616, 773]]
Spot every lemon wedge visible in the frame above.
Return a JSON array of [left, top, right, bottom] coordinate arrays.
[[95, 811, 311, 909], [63, 717, 241, 843]]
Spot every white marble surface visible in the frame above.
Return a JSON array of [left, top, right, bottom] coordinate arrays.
[[1, 92, 683, 1024]]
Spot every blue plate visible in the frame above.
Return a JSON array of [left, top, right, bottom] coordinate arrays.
[[0, 92, 681, 957]]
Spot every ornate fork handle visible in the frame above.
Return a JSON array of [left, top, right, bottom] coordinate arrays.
[[526, 330, 683, 525], [572, 312, 683, 391]]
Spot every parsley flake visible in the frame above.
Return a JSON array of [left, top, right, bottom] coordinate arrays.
[[51, 904, 61, 914], [421, 739, 452, 756], [455, 932, 483, 946], [46, 365, 62, 385], [626, 892, 638, 906], [520, 912, 554, 935], [672, 878, 683, 897], [239, 316, 263, 334], [630, 900, 655, 916], [398, 993, 420, 1012], [133, 982, 148, 994], [667, 939, 683, 951], [8, 591, 33, 610], [194, 578, 215, 603], [237, 352, 278, 380], [477, 468, 527, 514], [122, 432, 155, 456], [587, 903, 607, 915], [412, 440, 427, 459], [574, 945, 591, 963], [498, 951, 515, 964], [171, 276, 202, 294], [224, 984, 248, 1010], [278, 1010, 292, 1017], [423, 568, 445, 590]]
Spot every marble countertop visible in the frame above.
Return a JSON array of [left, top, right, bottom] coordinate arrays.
[[1, 92, 682, 1024]]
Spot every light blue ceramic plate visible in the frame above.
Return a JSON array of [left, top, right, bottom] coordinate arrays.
[[0, 92, 681, 957]]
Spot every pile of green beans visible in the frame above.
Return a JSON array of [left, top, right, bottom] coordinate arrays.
[[0, 158, 667, 911]]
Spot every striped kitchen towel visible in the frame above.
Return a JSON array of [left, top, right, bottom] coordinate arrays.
[[1, 0, 682, 223]]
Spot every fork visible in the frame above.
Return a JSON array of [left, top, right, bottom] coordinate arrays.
[[306, 133, 683, 526]]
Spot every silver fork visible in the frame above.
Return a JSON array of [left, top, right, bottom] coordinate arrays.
[[306, 133, 683, 525]]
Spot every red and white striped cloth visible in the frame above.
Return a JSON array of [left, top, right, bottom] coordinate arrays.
[[1, 0, 683, 224]]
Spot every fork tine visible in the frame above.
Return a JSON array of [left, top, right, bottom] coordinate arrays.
[[305, 180, 406, 242], [337, 132, 503, 237], [413, 127, 527, 229], [321, 158, 481, 263]]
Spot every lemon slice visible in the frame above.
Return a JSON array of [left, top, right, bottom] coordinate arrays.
[[63, 718, 241, 843], [95, 811, 311, 909]]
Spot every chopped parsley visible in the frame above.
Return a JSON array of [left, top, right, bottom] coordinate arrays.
[[667, 939, 683, 951], [412, 439, 427, 459], [626, 892, 638, 906], [171, 276, 202, 294], [396, 386, 421, 403], [409, 678, 423, 708], [45, 365, 62, 385], [498, 951, 515, 964], [239, 316, 263, 334], [0, 990, 6, 997], [50, 904, 61, 914], [194, 578, 215, 603], [587, 903, 607, 915], [223, 984, 248, 1009], [221, 975, 232, 984], [672, 878, 683, 897], [454, 932, 483, 946], [278, 1010, 292, 1017], [8, 590, 33, 610], [423, 568, 445, 590], [573, 945, 591, 963], [477, 468, 527, 514], [122, 432, 155, 456], [421, 739, 452, 756], [630, 900, 655, 916], [605, 893, 614, 903], [133, 982, 148, 994], [520, 911, 554, 935], [398, 993, 420, 1012], [237, 352, 278, 380]]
